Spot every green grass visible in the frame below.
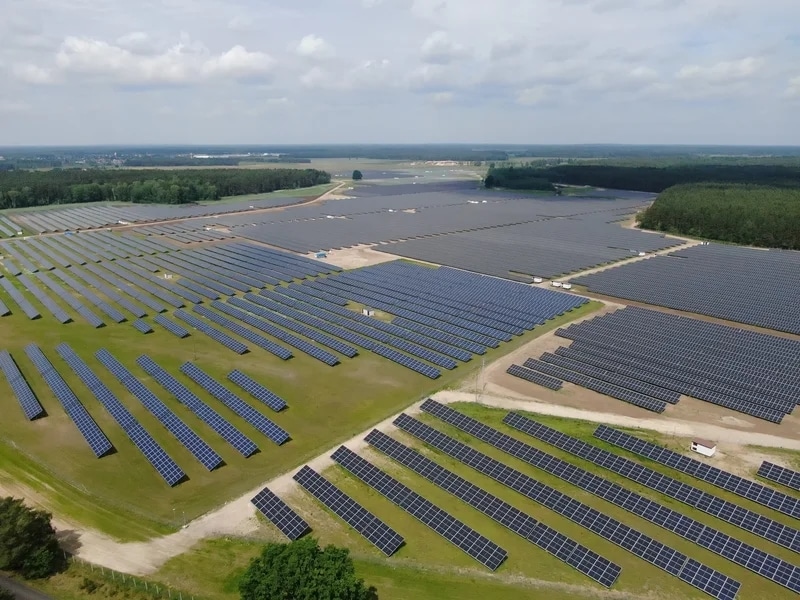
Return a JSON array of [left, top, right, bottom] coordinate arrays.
[[206, 182, 339, 205], [0, 261, 599, 541]]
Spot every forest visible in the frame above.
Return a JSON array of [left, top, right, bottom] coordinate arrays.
[[0, 168, 330, 209], [638, 184, 800, 249], [483, 166, 556, 191]]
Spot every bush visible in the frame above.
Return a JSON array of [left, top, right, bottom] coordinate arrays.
[[0, 497, 65, 579]]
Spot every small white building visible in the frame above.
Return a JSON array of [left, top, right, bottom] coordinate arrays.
[[362, 308, 375, 317], [691, 438, 717, 457]]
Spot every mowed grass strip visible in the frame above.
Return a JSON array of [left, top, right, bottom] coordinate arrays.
[[0, 269, 599, 541]]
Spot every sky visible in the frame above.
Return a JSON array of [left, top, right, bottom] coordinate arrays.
[[1, 0, 799, 146]]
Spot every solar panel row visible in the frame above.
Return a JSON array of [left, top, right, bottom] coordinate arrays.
[[505, 414, 800, 555], [95, 349, 223, 470], [153, 314, 190, 338], [179, 362, 290, 445], [189, 305, 292, 359], [251, 487, 310, 540], [136, 355, 258, 458], [594, 426, 800, 521], [332, 445, 508, 570], [56, 344, 185, 486], [0, 350, 45, 419], [506, 364, 563, 390], [133, 319, 153, 334], [293, 465, 405, 556], [419, 401, 796, 595], [758, 462, 800, 493], [365, 429, 621, 586], [25, 344, 113, 457], [226, 370, 287, 412], [394, 412, 738, 600], [83, 263, 167, 314], [52, 268, 127, 323], [18, 274, 72, 323], [174, 309, 249, 354], [114, 259, 191, 307], [0, 276, 40, 319]]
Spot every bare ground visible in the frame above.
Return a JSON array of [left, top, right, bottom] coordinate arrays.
[[311, 245, 402, 270]]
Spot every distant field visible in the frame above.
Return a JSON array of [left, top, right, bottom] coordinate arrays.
[[203, 182, 338, 205]]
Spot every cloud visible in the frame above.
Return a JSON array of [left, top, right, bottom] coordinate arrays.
[[0, 99, 31, 114], [516, 85, 556, 106], [676, 57, 762, 83], [490, 36, 525, 61], [295, 34, 334, 60], [431, 91, 454, 104], [420, 31, 469, 64], [13, 63, 54, 84], [201, 46, 274, 79], [784, 76, 800, 99]]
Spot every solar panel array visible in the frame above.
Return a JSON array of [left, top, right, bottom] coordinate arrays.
[[136, 355, 258, 458], [56, 344, 185, 486], [95, 349, 223, 470], [174, 309, 249, 354], [572, 243, 800, 335], [506, 413, 800, 556], [83, 263, 167, 314], [758, 462, 800, 493], [553, 306, 797, 422], [421, 401, 796, 595], [179, 362, 290, 445], [35, 271, 104, 327], [190, 304, 292, 359], [0, 350, 45, 419], [397, 409, 739, 600], [293, 465, 405, 556], [365, 428, 621, 586], [226, 370, 287, 412], [0, 276, 40, 319], [51, 269, 126, 323], [25, 344, 112, 457], [595, 426, 800, 521], [506, 364, 563, 390], [331, 445, 508, 570], [251, 487, 310, 540], [153, 314, 189, 338], [18, 274, 71, 323], [522, 357, 667, 413], [133, 319, 153, 334]]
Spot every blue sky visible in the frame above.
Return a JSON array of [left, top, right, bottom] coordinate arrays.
[[1, 0, 798, 145]]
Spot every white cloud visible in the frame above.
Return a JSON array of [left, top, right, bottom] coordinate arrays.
[[0, 99, 31, 114], [295, 34, 334, 60], [431, 91, 454, 104], [676, 57, 762, 83], [516, 85, 555, 106], [115, 32, 153, 53], [13, 63, 54, 84], [420, 31, 469, 64], [784, 76, 800, 99], [201, 46, 274, 79], [490, 36, 525, 61]]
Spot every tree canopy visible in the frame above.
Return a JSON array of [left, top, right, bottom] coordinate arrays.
[[483, 167, 556, 191], [0, 497, 65, 579], [352, 170, 363, 181], [0, 168, 331, 209], [239, 537, 377, 600], [0, 586, 15, 600], [638, 184, 800, 249]]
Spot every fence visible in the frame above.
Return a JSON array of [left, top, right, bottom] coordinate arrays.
[[69, 556, 202, 600]]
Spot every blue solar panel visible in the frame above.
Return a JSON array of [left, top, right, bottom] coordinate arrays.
[[154, 314, 190, 338], [174, 309, 249, 354], [226, 370, 287, 412], [0, 277, 40, 319], [189, 305, 292, 359], [51, 269, 126, 322], [95, 349, 223, 470], [25, 344, 112, 457], [180, 362, 290, 445], [83, 263, 167, 314], [136, 355, 258, 458], [56, 344, 185, 486], [0, 350, 45, 419], [133, 319, 153, 334], [18, 274, 72, 323], [113, 260, 189, 307], [251, 487, 310, 540]]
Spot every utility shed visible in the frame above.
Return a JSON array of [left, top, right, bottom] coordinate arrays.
[[691, 438, 717, 457]]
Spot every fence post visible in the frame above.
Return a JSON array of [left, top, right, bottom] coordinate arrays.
[[112, 570, 115, 581]]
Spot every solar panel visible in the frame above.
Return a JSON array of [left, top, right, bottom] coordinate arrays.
[[398, 410, 740, 600], [18, 274, 71, 323], [0, 350, 45, 419], [174, 309, 249, 354], [133, 319, 153, 334], [83, 263, 167, 314], [56, 344, 185, 486], [95, 349, 222, 470], [226, 370, 287, 412], [136, 355, 258, 458], [25, 344, 112, 457], [0, 277, 40, 319], [365, 429, 621, 586], [419, 401, 794, 596], [188, 304, 293, 360], [331, 445, 508, 570], [179, 362, 290, 445], [506, 364, 563, 390], [153, 314, 190, 338], [251, 487, 310, 540], [594, 425, 800, 521], [51, 268, 126, 323], [293, 465, 404, 556], [758, 462, 800, 492], [505, 413, 800, 556]]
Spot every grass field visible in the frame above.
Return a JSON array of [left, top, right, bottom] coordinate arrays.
[[0, 253, 600, 541], [151, 403, 800, 600]]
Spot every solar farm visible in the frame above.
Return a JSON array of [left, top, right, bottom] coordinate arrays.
[[1, 175, 800, 600]]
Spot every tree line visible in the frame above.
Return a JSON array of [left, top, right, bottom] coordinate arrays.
[[0, 168, 331, 209], [638, 184, 800, 249], [487, 164, 800, 193], [483, 166, 556, 191]]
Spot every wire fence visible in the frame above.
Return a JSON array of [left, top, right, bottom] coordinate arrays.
[[69, 556, 202, 600]]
